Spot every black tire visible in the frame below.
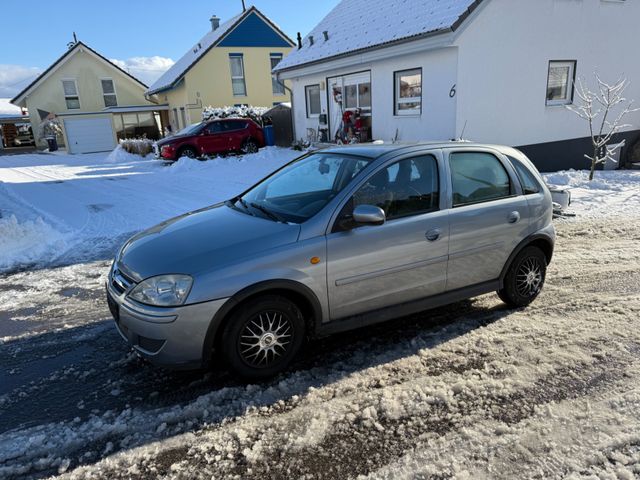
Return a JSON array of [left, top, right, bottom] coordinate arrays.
[[220, 295, 305, 380], [178, 146, 198, 159], [242, 139, 259, 154], [498, 246, 547, 307]]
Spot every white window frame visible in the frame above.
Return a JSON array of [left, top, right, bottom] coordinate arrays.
[[62, 78, 80, 110], [229, 55, 247, 97], [305, 84, 321, 118], [546, 60, 576, 106], [100, 78, 118, 107], [394, 68, 422, 117], [270, 54, 285, 96]]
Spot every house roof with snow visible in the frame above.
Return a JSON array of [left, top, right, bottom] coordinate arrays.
[[274, 0, 483, 72], [146, 6, 295, 96], [10, 41, 149, 107]]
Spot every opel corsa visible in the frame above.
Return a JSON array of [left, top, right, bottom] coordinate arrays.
[[107, 143, 555, 379]]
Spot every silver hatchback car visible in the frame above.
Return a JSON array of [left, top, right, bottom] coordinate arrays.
[[107, 143, 555, 379]]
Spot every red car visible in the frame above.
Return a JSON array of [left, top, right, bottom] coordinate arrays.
[[155, 118, 265, 161]]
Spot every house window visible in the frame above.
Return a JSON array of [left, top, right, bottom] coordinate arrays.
[[270, 54, 285, 95], [62, 79, 80, 110], [229, 54, 247, 96], [395, 69, 422, 116], [305, 85, 321, 118], [546, 61, 576, 106], [101, 79, 118, 107]]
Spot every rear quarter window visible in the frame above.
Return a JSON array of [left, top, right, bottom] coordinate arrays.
[[508, 156, 542, 195]]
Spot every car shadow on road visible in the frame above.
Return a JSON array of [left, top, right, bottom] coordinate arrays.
[[0, 296, 513, 478]]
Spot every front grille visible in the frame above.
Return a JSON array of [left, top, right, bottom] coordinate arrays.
[[111, 268, 134, 294]]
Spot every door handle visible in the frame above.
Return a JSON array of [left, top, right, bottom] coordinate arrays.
[[508, 211, 521, 224], [425, 228, 441, 242]]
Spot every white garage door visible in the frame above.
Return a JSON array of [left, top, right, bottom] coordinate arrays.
[[64, 117, 115, 154]]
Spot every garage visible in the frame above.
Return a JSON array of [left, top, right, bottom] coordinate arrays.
[[63, 116, 115, 154]]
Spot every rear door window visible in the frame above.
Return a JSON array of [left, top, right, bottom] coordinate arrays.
[[450, 152, 512, 207], [224, 120, 248, 132], [204, 123, 222, 134]]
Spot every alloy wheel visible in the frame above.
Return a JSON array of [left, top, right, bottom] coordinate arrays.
[[238, 311, 293, 368], [515, 257, 543, 297]]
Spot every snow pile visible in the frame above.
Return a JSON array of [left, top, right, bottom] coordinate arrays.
[[0, 214, 66, 271], [104, 145, 146, 164], [0, 147, 299, 273], [543, 169, 640, 218]]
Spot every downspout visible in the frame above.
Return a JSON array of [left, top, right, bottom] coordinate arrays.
[[275, 71, 296, 143]]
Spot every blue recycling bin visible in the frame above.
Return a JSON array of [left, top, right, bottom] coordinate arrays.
[[263, 125, 275, 146]]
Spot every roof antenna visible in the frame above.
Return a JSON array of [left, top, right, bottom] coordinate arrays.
[[297, 32, 302, 49], [241, 0, 246, 11], [457, 120, 468, 142], [67, 32, 78, 49]]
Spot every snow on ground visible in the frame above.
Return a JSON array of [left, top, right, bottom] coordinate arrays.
[[543, 169, 640, 219], [0, 147, 299, 273], [1, 216, 639, 480]]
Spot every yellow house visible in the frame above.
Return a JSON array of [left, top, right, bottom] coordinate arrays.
[[11, 41, 168, 154], [146, 6, 295, 131]]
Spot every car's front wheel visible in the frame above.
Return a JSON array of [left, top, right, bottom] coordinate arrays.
[[498, 246, 547, 307], [220, 295, 305, 380], [178, 146, 198, 159]]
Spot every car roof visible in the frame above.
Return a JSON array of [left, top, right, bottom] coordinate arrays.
[[317, 141, 518, 159]]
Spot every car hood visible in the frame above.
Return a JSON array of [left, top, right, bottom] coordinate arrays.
[[117, 204, 300, 281], [156, 135, 191, 147]]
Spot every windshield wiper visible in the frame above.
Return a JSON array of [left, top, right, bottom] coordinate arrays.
[[229, 196, 254, 216], [250, 202, 286, 223]]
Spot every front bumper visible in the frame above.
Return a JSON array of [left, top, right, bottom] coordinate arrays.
[[106, 277, 228, 369]]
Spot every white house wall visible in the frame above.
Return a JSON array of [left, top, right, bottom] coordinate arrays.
[[290, 46, 459, 143], [454, 0, 640, 148]]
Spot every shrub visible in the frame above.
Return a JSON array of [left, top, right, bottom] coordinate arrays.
[[202, 105, 269, 125], [119, 138, 154, 157]]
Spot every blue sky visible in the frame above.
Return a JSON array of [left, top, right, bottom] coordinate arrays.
[[0, 0, 340, 98]]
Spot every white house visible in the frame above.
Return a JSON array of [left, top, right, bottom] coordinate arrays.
[[274, 0, 640, 171]]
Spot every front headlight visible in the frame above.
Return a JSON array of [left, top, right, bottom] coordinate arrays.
[[128, 274, 193, 307]]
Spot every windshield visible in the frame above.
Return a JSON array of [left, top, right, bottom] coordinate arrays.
[[233, 152, 372, 224], [175, 122, 203, 136]]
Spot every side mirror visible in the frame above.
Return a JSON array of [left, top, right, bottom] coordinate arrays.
[[352, 205, 386, 226]]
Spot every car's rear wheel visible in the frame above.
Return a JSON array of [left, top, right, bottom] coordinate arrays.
[[242, 139, 259, 154], [498, 246, 547, 307], [220, 295, 305, 380], [178, 146, 198, 159]]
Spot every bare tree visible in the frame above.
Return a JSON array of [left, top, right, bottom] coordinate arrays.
[[567, 75, 638, 180]]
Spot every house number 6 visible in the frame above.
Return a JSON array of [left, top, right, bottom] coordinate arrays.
[[449, 84, 457, 98]]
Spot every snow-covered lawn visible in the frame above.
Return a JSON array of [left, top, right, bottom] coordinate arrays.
[[0, 147, 299, 273]]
